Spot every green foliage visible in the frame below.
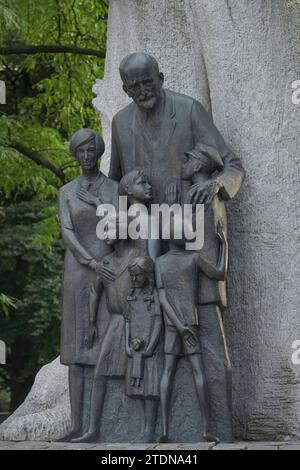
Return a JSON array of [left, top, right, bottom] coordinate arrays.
[[0, 293, 18, 318], [0, 0, 108, 410], [0, 201, 63, 352], [0, 0, 108, 205], [0, 200, 65, 409]]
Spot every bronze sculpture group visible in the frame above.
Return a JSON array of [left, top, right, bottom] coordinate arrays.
[[58, 53, 245, 443]]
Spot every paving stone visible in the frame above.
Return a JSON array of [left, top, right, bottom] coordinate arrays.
[[124, 443, 158, 450], [278, 445, 300, 451], [42, 443, 72, 450], [180, 442, 216, 450], [0, 441, 52, 450], [0, 444, 20, 450], [153, 442, 214, 450], [249, 441, 285, 447], [63, 442, 98, 450], [246, 445, 279, 450], [0, 441, 299, 451], [213, 443, 247, 451], [105, 444, 135, 450]]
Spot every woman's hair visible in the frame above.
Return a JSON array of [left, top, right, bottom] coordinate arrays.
[[119, 169, 145, 196], [69, 128, 105, 160]]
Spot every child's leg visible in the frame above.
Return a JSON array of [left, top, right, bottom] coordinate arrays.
[[159, 354, 178, 442], [199, 303, 233, 442], [188, 353, 217, 441]]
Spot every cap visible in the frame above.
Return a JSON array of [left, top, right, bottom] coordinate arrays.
[[185, 143, 224, 171]]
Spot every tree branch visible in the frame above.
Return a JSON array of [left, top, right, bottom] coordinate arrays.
[[8, 141, 66, 183], [0, 45, 106, 58]]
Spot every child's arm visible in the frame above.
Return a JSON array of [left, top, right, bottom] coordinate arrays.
[[158, 288, 184, 332], [158, 288, 197, 347], [196, 219, 228, 281], [124, 320, 133, 358], [143, 293, 162, 356], [124, 302, 133, 358]]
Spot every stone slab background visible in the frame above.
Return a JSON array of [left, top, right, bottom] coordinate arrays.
[[1, 0, 300, 442]]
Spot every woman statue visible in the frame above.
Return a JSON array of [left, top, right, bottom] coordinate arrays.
[[58, 128, 119, 440]]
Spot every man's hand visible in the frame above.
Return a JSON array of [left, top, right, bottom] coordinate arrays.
[[85, 325, 98, 349], [165, 181, 181, 205], [187, 179, 222, 206], [78, 188, 101, 207]]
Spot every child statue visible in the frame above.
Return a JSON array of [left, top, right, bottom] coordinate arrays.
[[156, 213, 228, 443], [124, 256, 162, 442]]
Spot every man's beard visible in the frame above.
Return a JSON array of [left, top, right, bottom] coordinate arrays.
[[137, 95, 157, 109]]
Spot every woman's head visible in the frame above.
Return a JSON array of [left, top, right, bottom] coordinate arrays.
[[69, 129, 105, 171]]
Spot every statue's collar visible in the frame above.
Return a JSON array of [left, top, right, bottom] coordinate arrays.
[[78, 171, 105, 191]]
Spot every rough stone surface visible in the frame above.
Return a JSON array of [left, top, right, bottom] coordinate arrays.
[[0, 357, 70, 441], [94, 0, 300, 440], [1, 0, 300, 442]]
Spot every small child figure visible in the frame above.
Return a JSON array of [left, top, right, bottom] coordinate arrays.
[[182, 142, 228, 307], [156, 214, 228, 444], [125, 256, 163, 443]]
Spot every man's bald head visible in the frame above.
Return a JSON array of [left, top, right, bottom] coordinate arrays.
[[119, 52, 164, 110], [119, 53, 159, 81]]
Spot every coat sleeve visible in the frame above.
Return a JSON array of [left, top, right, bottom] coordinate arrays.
[[58, 187, 95, 266], [191, 100, 245, 200], [108, 116, 122, 182]]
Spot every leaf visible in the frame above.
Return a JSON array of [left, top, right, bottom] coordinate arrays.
[[0, 293, 18, 318]]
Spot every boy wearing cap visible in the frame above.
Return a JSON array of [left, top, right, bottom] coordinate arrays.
[[180, 143, 234, 441]]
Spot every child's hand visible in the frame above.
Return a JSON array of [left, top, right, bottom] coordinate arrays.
[[165, 182, 181, 205], [181, 326, 197, 348]]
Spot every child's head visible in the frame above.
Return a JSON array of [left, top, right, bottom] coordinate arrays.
[[128, 256, 154, 288], [162, 210, 198, 249], [119, 170, 152, 203], [99, 211, 128, 246], [181, 143, 224, 180]]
